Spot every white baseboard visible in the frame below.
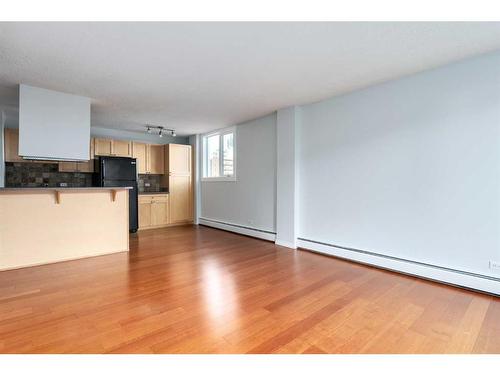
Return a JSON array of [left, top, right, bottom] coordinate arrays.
[[275, 239, 297, 249], [199, 217, 276, 242], [297, 238, 500, 296]]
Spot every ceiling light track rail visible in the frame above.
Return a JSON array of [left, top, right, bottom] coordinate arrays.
[[145, 125, 176, 137]]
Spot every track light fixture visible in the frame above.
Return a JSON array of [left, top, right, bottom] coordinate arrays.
[[145, 125, 176, 138]]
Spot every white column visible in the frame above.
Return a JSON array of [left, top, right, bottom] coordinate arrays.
[[275, 106, 300, 249]]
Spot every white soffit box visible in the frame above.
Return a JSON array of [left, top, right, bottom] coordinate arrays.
[[19, 84, 91, 161]]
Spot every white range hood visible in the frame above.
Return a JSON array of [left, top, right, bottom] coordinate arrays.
[[18, 84, 91, 161]]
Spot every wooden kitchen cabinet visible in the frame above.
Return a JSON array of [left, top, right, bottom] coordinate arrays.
[[4, 128, 24, 162], [151, 195, 169, 226], [3, 128, 56, 164], [132, 142, 147, 174], [76, 160, 94, 173], [58, 139, 94, 172], [58, 161, 94, 173], [138, 194, 169, 230], [113, 140, 132, 157], [94, 138, 132, 157], [94, 138, 113, 156], [136, 143, 193, 228], [166, 144, 191, 175], [162, 144, 193, 224], [168, 174, 192, 223], [148, 144, 165, 174], [58, 162, 78, 172], [138, 196, 152, 228], [132, 142, 164, 174]]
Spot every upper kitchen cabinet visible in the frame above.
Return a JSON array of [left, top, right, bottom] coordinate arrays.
[[132, 142, 164, 174], [4, 128, 24, 162], [58, 161, 93, 173], [4, 128, 58, 164], [132, 142, 147, 174], [165, 144, 191, 175], [94, 138, 112, 156], [58, 139, 94, 173], [94, 138, 132, 157], [149, 144, 165, 174], [113, 140, 133, 157]]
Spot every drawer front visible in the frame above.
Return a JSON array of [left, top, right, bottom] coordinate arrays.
[[151, 195, 168, 203], [138, 196, 154, 204]]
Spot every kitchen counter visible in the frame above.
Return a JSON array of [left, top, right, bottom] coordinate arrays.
[[0, 187, 130, 271], [139, 191, 169, 195]]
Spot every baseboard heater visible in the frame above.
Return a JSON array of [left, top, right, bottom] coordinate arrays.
[[197, 218, 499, 295], [297, 237, 500, 296], [199, 217, 276, 242]]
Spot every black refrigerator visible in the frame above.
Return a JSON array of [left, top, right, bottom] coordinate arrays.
[[94, 156, 138, 232]]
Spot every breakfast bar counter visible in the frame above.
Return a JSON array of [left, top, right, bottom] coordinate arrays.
[[0, 187, 131, 271]]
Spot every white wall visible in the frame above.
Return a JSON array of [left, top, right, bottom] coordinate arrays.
[[200, 113, 277, 234], [275, 106, 300, 248], [189, 134, 201, 225], [298, 51, 500, 279]]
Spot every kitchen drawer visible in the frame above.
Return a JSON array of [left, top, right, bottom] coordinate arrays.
[[151, 195, 168, 203], [139, 194, 168, 202], [139, 196, 154, 204]]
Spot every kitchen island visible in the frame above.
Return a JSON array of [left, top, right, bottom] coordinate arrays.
[[0, 187, 130, 271]]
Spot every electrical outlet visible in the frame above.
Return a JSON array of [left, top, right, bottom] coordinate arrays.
[[59, 182, 68, 187], [144, 182, 151, 187], [489, 261, 500, 273]]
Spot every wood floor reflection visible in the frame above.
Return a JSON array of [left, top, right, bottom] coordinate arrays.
[[0, 225, 498, 353]]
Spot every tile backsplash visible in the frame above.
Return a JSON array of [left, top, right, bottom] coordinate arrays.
[[137, 174, 164, 193], [5, 162, 93, 188], [5, 163, 166, 192]]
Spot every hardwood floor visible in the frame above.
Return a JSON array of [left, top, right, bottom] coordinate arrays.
[[0, 225, 499, 354]]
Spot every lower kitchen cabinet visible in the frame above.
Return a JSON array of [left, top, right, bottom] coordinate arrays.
[[168, 174, 193, 224], [138, 194, 170, 230], [138, 197, 152, 228]]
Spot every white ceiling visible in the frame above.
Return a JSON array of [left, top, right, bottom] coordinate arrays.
[[1, 22, 500, 136]]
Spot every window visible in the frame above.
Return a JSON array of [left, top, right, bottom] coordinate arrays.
[[202, 128, 236, 181]]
